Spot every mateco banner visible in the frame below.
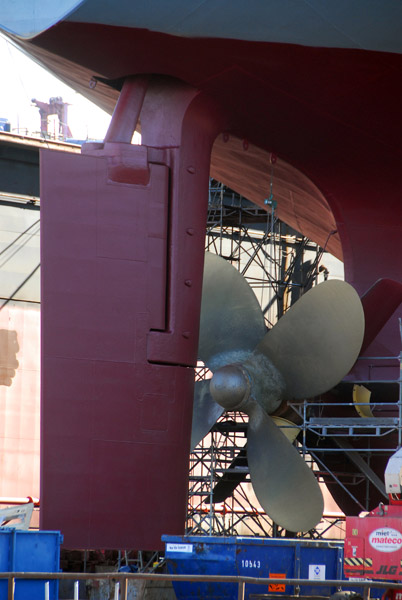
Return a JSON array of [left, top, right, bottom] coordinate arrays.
[[369, 528, 402, 553]]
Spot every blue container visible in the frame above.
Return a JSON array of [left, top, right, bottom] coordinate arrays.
[[163, 535, 358, 600], [0, 528, 62, 600]]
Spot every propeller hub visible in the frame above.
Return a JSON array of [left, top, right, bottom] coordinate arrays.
[[210, 365, 250, 411]]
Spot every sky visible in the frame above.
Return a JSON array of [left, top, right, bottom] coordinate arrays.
[[0, 33, 111, 141]]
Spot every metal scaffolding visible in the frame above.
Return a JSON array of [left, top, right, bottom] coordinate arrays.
[[186, 180, 402, 540]]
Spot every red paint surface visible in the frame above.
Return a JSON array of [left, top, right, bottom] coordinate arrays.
[[361, 280, 402, 355], [27, 23, 401, 365], [40, 84, 223, 549], [40, 149, 193, 548], [0, 303, 41, 527], [23, 21, 401, 544], [345, 505, 402, 580]]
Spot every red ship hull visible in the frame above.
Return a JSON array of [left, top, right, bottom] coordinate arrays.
[[1, 7, 401, 549], [20, 21, 402, 363]]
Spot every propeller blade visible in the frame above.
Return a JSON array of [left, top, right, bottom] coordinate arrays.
[[256, 280, 364, 400], [191, 379, 224, 450], [205, 447, 248, 504], [198, 252, 266, 371], [206, 419, 302, 504], [247, 403, 323, 532]]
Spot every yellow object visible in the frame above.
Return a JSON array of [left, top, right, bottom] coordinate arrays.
[[353, 384, 373, 418], [271, 416, 300, 443]]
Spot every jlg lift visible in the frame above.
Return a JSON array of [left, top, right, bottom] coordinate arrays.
[[345, 448, 402, 587]]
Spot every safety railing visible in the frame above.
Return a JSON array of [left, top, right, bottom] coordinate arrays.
[[0, 571, 401, 600]]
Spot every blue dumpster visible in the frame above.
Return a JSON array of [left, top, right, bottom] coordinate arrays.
[[0, 528, 62, 599], [163, 535, 364, 600]]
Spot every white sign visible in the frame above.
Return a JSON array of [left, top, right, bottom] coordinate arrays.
[[308, 565, 326, 580], [369, 528, 402, 553], [166, 543, 193, 553]]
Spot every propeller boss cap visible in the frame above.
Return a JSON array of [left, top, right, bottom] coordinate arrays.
[[210, 365, 250, 410]]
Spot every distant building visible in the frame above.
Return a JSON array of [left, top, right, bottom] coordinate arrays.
[[0, 118, 10, 132]]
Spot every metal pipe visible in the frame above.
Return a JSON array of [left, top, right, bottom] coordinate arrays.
[[364, 586, 371, 600], [0, 497, 39, 506], [104, 76, 149, 144], [238, 580, 245, 600], [122, 577, 128, 600], [7, 577, 14, 600], [0, 572, 399, 589]]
